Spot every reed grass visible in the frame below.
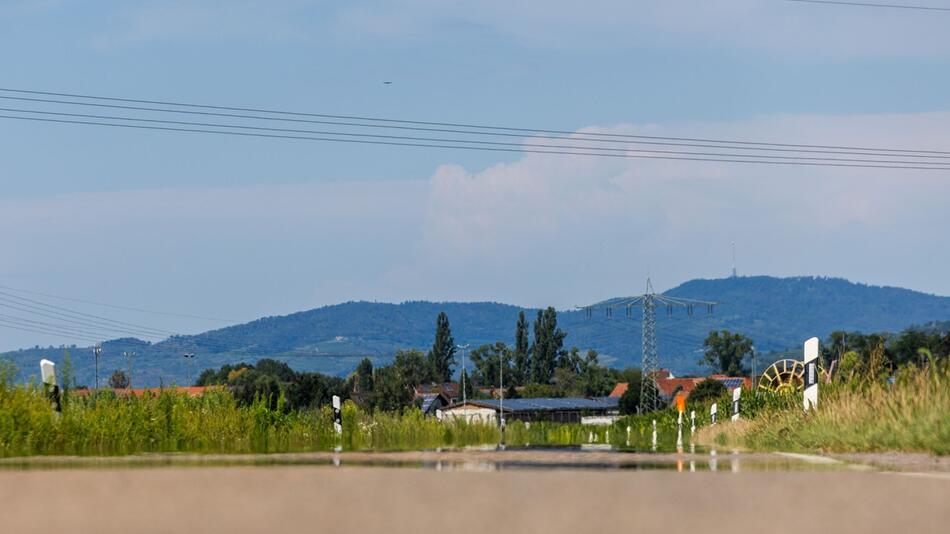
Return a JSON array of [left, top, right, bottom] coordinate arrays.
[[699, 362, 950, 455]]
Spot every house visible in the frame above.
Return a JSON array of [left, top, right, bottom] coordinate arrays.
[[609, 374, 752, 403], [417, 392, 452, 416], [414, 382, 461, 404], [440, 397, 620, 425]]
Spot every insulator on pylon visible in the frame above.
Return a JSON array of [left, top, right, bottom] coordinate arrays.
[[606, 307, 612, 318], [667, 304, 673, 315], [585, 308, 591, 319], [687, 305, 693, 316]]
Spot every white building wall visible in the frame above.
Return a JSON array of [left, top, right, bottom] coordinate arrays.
[[441, 405, 498, 424]]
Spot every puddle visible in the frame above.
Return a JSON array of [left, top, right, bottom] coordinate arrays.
[[0, 446, 863, 473]]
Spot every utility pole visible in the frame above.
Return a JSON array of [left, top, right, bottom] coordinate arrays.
[[456, 344, 469, 408], [751, 345, 757, 393], [581, 278, 716, 414], [499, 348, 505, 430], [93, 344, 102, 390], [123, 351, 136, 389], [183, 353, 195, 386]]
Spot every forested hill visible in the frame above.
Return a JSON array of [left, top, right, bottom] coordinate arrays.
[[5, 276, 950, 386]]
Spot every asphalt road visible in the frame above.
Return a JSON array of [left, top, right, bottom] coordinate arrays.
[[2, 465, 948, 534]]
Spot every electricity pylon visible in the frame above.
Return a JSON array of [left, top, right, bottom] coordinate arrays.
[[581, 278, 716, 414]]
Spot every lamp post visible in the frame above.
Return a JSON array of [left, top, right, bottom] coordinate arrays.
[[183, 353, 195, 386], [123, 351, 136, 389], [93, 344, 102, 390], [499, 348, 506, 432], [456, 344, 470, 408], [752, 345, 758, 395]]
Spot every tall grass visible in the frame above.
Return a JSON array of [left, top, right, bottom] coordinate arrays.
[[2, 366, 651, 457], [699, 362, 950, 455]]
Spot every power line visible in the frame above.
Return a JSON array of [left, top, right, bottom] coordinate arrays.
[[0, 320, 102, 344], [1, 87, 947, 156], [783, 0, 950, 12], [0, 290, 174, 337], [2, 94, 947, 159], [4, 106, 947, 167], [0, 301, 167, 341], [0, 285, 237, 323], [3, 114, 948, 171], [0, 312, 136, 342]]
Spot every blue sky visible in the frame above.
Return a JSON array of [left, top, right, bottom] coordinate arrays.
[[1, 0, 949, 350]]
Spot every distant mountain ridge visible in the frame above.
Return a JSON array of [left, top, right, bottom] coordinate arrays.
[[5, 276, 950, 387]]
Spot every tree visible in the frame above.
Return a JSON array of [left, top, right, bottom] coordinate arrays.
[[530, 307, 565, 384], [513, 311, 530, 386], [618, 384, 640, 415], [108, 369, 129, 389], [578, 350, 612, 397], [701, 330, 753, 376], [60, 347, 76, 392], [372, 365, 414, 412], [469, 342, 512, 389], [393, 349, 429, 388], [459, 368, 474, 400], [687, 378, 727, 404], [286, 372, 345, 410], [427, 312, 456, 382], [354, 358, 375, 408]]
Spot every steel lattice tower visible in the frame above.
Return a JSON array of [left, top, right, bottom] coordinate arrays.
[[639, 279, 660, 413], [582, 278, 716, 414]]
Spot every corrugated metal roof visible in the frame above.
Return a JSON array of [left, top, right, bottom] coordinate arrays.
[[453, 397, 619, 412]]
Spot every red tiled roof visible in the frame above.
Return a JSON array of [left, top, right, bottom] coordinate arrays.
[[73, 386, 219, 397], [609, 382, 629, 398], [655, 377, 704, 398]]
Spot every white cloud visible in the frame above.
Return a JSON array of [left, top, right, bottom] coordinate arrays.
[[2, 111, 949, 351], [418, 112, 950, 304]]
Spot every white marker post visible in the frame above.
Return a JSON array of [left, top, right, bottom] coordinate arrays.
[[332, 395, 343, 453], [651, 419, 657, 452], [710, 402, 718, 425], [803, 337, 820, 412], [731, 387, 741, 422], [690, 410, 696, 435], [39, 359, 61, 413], [626, 425, 631, 447], [676, 410, 683, 450]]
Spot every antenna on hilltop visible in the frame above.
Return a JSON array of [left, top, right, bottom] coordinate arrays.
[[731, 241, 737, 278], [580, 278, 717, 414]]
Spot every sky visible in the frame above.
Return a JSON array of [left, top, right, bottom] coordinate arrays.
[[1, 0, 949, 350]]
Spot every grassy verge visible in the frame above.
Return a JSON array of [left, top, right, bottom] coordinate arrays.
[[697, 363, 949, 455]]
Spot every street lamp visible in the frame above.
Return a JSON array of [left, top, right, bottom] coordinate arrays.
[[751, 345, 757, 393], [183, 353, 195, 386], [93, 344, 102, 390], [456, 344, 470, 408]]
